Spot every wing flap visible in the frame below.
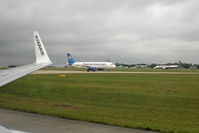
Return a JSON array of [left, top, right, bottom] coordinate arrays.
[[0, 63, 50, 87]]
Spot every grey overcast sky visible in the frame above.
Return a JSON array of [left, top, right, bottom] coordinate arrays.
[[0, 0, 199, 66]]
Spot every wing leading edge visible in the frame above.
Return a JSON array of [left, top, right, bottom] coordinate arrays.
[[0, 31, 52, 87]]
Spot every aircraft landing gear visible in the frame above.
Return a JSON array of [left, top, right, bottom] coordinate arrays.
[[87, 67, 96, 72]]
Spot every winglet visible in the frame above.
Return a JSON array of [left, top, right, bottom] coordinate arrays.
[[33, 31, 52, 64]]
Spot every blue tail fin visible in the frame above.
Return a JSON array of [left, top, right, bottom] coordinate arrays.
[[67, 53, 75, 65]]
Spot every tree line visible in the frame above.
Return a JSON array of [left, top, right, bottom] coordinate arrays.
[[115, 63, 199, 69]]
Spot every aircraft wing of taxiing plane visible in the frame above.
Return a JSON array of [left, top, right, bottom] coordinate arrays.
[[0, 31, 52, 87]]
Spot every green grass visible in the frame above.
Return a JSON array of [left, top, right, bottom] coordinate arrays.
[[43, 67, 199, 72], [0, 73, 199, 133]]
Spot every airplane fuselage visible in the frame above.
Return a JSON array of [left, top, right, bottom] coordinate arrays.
[[71, 62, 116, 69]]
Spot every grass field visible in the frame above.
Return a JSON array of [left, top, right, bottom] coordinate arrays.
[[43, 67, 199, 72], [0, 73, 199, 133]]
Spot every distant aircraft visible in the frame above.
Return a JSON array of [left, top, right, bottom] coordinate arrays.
[[154, 65, 179, 69], [67, 53, 116, 71], [0, 31, 52, 87]]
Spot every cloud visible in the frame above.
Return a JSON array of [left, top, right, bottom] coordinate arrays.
[[0, 0, 199, 66]]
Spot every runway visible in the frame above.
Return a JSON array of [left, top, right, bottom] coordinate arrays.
[[0, 108, 157, 133], [32, 70, 199, 75]]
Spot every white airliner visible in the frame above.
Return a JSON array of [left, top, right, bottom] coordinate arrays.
[[0, 31, 52, 87], [154, 65, 179, 69], [67, 53, 116, 71]]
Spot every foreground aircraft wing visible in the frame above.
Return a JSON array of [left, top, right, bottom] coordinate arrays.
[[0, 31, 52, 87], [0, 125, 28, 133]]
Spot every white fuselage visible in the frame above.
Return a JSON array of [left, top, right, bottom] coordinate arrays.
[[154, 65, 179, 69], [71, 62, 116, 69]]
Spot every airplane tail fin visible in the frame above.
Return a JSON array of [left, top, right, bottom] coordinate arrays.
[[67, 53, 75, 65], [33, 31, 52, 64]]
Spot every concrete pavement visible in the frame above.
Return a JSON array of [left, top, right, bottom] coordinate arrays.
[[0, 108, 158, 133]]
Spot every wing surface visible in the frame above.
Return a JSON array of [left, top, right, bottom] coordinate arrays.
[[0, 31, 52, 87]]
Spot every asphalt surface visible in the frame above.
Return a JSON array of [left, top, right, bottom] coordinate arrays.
[[0, 108, 158, 133], [32, 70, 199, 74]]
